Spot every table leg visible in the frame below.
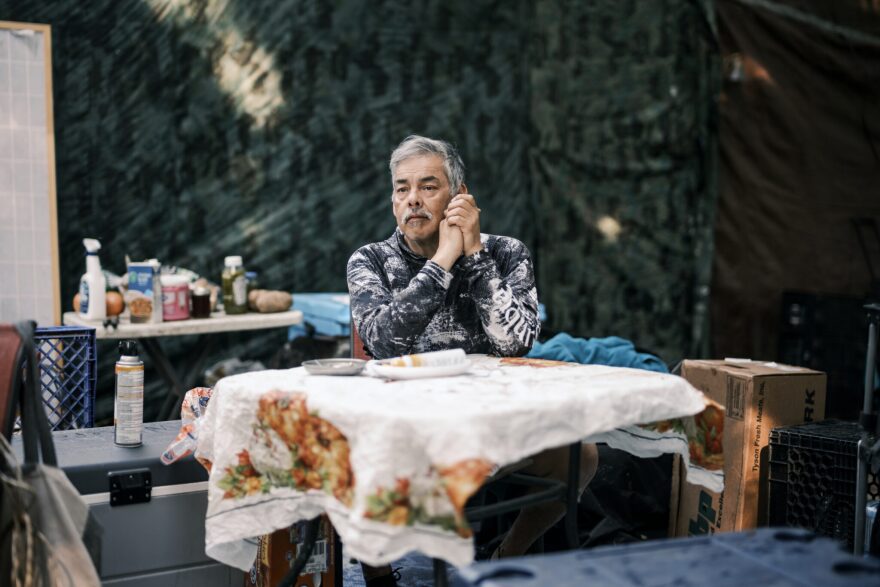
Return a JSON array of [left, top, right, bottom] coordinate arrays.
[[565, 441, 582, 550], [158, 335, 216, 420], [184, 335, 216, 389], [432, 558, 449, 587], [333, 529, 343, 587], [140, 337, 187, 420]]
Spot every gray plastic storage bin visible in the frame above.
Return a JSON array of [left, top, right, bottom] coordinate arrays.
[[13, 421, 244, 586]]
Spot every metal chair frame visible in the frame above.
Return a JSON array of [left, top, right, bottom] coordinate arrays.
[[0, 324, 25, 440]]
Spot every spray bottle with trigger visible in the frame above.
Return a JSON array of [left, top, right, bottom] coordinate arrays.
[[79, 238, 106, 321]]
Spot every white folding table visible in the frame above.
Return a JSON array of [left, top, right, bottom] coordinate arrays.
[[63, 310, 303, 419]]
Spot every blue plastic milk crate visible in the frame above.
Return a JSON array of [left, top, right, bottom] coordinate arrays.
[[32, 325, 97, 430]]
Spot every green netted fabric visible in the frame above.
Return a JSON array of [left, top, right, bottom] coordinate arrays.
[[1, 0, 717, 418]]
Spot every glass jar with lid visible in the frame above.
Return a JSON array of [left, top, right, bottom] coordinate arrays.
[[191, 286, 212, 319], [222, 256, 248, 314]]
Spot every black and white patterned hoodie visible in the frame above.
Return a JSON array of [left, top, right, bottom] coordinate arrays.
[[347, 228, 540, 359]]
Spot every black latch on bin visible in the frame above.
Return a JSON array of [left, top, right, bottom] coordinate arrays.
[[108, 468, 151, 506]]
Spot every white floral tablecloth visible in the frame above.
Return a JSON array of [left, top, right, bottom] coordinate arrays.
[[191, 355, 723, 569]]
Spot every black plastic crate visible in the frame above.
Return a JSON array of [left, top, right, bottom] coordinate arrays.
[[777, 292, 871, 420], [768, 420, 879, 550]]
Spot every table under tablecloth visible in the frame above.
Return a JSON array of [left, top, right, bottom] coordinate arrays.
[[193, 355, 722, 569]]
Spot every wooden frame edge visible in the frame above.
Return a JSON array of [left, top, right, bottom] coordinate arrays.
[[0, 21, 60, 325]]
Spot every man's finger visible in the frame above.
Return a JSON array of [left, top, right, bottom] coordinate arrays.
[[447, 202, 479, 217], [451, 194, 478, 209], [447, 211, 473, 224]]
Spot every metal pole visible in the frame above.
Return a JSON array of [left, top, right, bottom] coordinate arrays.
[[433, 558, 449, 587], [855, 317, 878, 555], [565, 441, 582, 549]]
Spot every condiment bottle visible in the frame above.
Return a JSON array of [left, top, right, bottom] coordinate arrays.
[[222, 256, 248, 314], [191, 286, 212, 319]]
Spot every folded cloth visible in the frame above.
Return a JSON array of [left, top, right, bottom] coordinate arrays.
[[527, 333, 667, 373]]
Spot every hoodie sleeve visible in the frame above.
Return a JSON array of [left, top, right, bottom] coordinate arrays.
[[458, 238, 540, 356], [347, 247, 451, 359]]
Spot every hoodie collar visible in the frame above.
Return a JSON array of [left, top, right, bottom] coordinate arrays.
[[390, 228, 429, 264]]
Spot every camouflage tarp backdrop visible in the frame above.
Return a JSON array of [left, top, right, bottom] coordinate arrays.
[[0, 0, 718, 423]]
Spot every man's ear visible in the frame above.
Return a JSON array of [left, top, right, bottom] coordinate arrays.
[[458, 183, 468, 195]]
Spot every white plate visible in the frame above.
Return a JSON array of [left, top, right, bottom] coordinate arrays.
[[302, 359, 366, 376], [368, 360, 472, 380]]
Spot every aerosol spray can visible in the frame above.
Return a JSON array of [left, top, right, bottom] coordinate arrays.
[[114, 340, 144, 447]]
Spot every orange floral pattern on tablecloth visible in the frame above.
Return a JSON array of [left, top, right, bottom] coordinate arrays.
[[640, 399, 725, 471], [217, 450, 263, 498], [364, 458, 493, 538], [499, 357, 575, 368], [217, 390, 354, 506]]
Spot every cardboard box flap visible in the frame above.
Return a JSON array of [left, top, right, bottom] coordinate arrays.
[[684, 359, 822, 378]]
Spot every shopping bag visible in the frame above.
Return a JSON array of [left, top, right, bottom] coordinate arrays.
[[0, 321, 101, 587]]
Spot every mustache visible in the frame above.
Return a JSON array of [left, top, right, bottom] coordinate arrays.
[[403, 208, 434, 222]]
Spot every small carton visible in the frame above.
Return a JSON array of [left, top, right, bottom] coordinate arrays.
[[249, 515, 338, 587], [126, 260, 163, 323], [669, 359, 826, 537]]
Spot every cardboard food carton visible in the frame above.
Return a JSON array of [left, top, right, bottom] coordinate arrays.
[[246, 515, 339, 587], [126, 260, 163, 323], [669, 359, 826, 537]]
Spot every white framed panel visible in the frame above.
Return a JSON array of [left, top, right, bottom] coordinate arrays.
[[0, 21, 60, 326]]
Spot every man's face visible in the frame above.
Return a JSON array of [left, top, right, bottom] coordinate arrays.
[[391, 154, 455, 246]]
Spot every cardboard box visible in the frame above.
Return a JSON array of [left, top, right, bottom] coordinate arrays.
[[669, 359, 826, 537], [246, 515, 339, 587]]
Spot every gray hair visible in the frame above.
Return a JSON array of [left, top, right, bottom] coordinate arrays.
[[389, 135, 466, 196]]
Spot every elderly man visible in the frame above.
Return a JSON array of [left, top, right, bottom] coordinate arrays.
[[347, 135, 597, 585], [347, 136, 538, 358]]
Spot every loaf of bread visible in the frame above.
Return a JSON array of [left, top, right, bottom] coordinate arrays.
[[247, 289, 293, 313]]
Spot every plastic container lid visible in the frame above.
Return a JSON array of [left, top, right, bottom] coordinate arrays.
[[160, 274, 190, 287], [224, 256, 243, 268]]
